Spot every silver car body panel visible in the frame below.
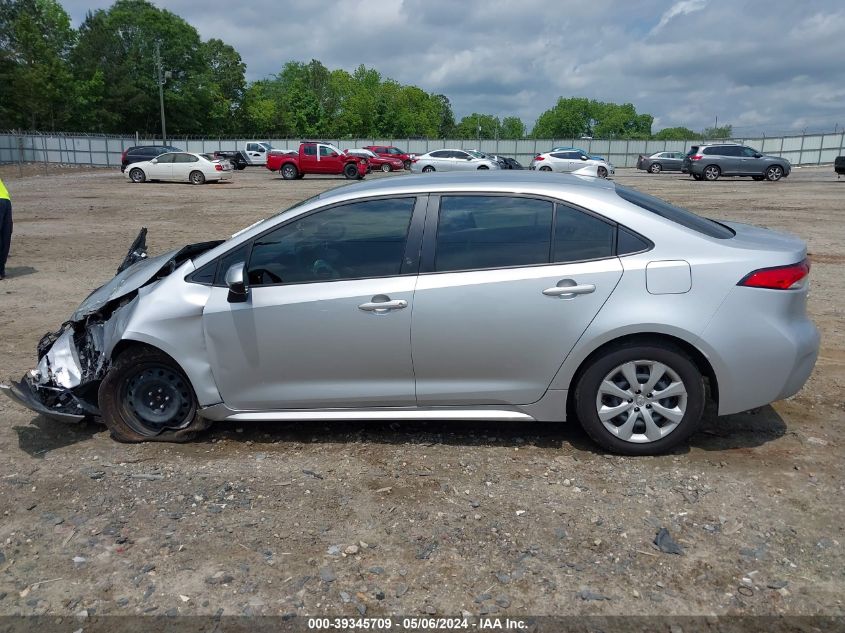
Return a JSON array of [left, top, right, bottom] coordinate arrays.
[[3, 171, 818, 427]]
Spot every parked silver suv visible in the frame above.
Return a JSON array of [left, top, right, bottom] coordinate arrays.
[[683, 143, 791, 181]]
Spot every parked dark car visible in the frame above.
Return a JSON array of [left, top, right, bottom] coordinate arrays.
[[493, 156, 523, 169], [835, 156, 845, 179], [637, 151, 686, 173], [121, 145, 183, 172]]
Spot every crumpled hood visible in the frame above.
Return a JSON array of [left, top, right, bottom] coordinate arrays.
[[70, 248, 182, 322]]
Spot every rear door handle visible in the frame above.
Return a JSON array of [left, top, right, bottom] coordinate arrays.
[[358, 299, 408, 312], [542, 284, 595, 297]]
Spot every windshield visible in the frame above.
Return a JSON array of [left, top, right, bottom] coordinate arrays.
[[467, 150, 487, 159], [259, 142, 273, 151]]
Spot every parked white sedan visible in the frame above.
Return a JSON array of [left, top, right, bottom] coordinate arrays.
[[530, 149, 614, 178], [125, 152, 232, 185], [411, 149, 501, 173]]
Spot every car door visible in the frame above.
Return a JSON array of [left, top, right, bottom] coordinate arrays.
[[171, 153, 198, 181], [450, 150, 473, 171], [245, 142, 266, 165], [412, 194, 623, 405], [710, 146, 739, 174], [201, 195, 425, 410], [146, 152, 175, 179], [738, 146, 762, 175], [318, 144, 343, 173]]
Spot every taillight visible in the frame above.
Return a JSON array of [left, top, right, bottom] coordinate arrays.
[[215, 163, 223, 171], [534, 156, 545, 161], [411, 157, 418, 163], [121, 150, 128, 162], [738, 259, 810, 290], [690, 154, 703, 161]]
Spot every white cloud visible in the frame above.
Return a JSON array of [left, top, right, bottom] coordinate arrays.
[[649, 0, 708, 35]]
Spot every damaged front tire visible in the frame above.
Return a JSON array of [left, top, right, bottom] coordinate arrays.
[[99, 347, 207, 443]]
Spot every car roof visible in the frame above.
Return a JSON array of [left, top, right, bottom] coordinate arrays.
[[319, 170, 615, 202]]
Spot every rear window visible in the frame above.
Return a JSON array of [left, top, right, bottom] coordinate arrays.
[[614, 186, 735, 239]]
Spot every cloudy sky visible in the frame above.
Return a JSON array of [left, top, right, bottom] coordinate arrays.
[[62, 0, 845, 135]]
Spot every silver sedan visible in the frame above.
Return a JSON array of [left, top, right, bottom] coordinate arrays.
[[1, 172, 818, 455], [411, 149, 501, 173]]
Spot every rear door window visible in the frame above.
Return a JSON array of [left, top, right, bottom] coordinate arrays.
[[553, 205, 615, 262], [434, 196, 553, 272]]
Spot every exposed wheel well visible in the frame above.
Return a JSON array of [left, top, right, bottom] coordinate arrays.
[[109, 341, 191, 384], [565, 333, 719, 415]]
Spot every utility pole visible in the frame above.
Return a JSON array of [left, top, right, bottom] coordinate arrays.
[[154, 42, 171, 144]]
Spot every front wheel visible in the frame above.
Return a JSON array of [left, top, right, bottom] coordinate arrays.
[[574, 342, 705, 455], [189, 170, 205, 185], [403, 160, 412, 170], [597, 166, 608, 178], [129, 168, 146, 183], [381, 163, 392, 173], [281, 164, 298, 180], [344, 163, 360, 179], [649, 163, 662, 174], [477, 165, 489, 170], [98, 347, 205, 443], [703, 165, 721, 181], [766, 165, 784, 181]]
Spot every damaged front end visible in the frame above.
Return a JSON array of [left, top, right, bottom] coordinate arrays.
[[1, 228, 222, 423]]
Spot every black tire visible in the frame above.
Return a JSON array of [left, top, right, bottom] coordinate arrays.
[[381, 163, 392, 173], [403, 160, 412, 170], [574, 342, 706, 455], [236, 161, 246, 170], [281, 163, 298, 180], [422, 165, 435, 173], [765, 165, 784, 181], [597, 166, 608, 178], [189, 170, 205, 185], [539, 166, 552, 172], [752, 175, 765, 181], [477, 165, 489, 170], [129, 168, 146, 183], [649, 163, 662, 174], [343, 162, 359, 179], [703, 165, 721, 181], [692, 173, 703, 180], [98, 347, 207, 443]]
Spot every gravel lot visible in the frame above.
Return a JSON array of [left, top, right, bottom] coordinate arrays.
[[0, 164, 843, 622]]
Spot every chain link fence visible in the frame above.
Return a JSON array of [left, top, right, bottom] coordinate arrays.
[[2, 130, 844, 170]]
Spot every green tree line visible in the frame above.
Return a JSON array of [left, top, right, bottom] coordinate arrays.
[[0, 0, 731, 140]]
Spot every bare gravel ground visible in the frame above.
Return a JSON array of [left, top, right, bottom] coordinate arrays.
[[0, 164, 843, 621]]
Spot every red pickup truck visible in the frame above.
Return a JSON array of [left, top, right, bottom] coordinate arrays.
[[266, 142, 368, 180]]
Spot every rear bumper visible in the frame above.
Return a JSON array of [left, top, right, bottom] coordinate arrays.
[[0, 377, 86, 423]]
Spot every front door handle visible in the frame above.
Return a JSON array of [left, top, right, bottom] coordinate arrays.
[[358, 298, 408, 312], [542, 284, 595, 297]]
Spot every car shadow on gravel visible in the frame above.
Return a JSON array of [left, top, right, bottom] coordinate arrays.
[[13, 415, 102, 458], [691, 404, 787, 451]]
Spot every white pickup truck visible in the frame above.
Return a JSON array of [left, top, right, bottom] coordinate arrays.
[[214, 141, 293, 169]]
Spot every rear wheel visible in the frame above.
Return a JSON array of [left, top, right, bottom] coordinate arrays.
[[597, 166, 608, 178], [649, 163, 662, 173], [477, 165, 489, 170], [343, 162, 359, 179], [381, 163, 392, 173], [574, 343, 705, 455], [422, 165, 435, 173], [129, 168, 146, 183], [539, 166, 552, 172], [281, 163, 298, 180], [766, 165, 784, 181], [98, 347, 206, 443], [703, 165, 721, 181], [189, 170, 205, 185]]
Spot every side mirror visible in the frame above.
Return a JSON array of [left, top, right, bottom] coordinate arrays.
[[225, 262, 248, 303], [754, 153, 762, 158], [151, 159, 158, 164], [466, 156, 473, 160], [580, 155, 588, 161]]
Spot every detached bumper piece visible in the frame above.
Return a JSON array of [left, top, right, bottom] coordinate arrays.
[[0, 377, 88, 423]]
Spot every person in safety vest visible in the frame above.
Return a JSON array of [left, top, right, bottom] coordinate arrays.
[[0, 177, 11, 279]]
